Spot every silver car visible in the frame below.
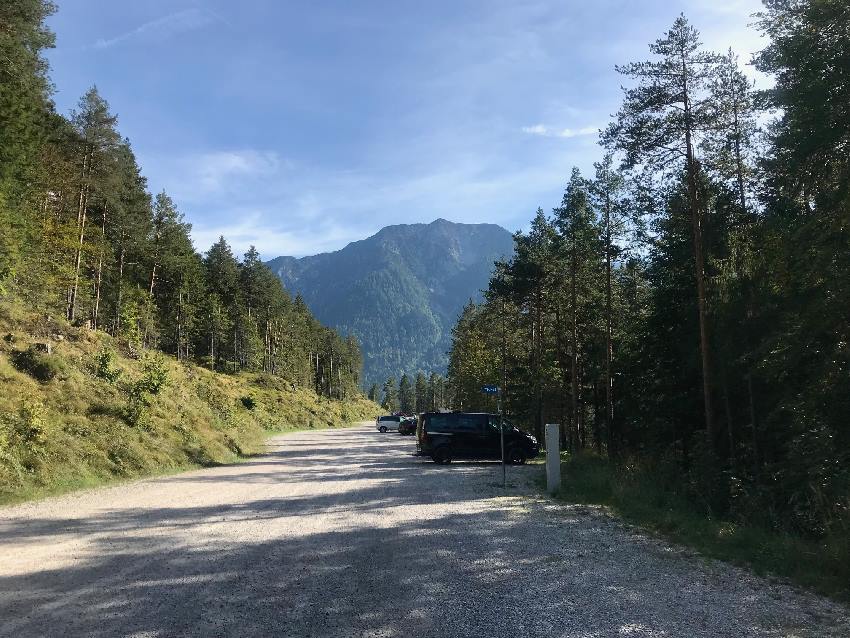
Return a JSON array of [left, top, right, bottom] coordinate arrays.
[[376, 415, 401, 433]]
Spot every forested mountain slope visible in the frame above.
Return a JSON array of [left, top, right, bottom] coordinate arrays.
[[267, 219, 514, 387]]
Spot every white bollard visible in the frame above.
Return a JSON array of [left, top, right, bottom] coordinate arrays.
[[545, 423, 561, 494]]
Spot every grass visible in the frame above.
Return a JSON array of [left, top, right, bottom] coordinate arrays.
[[542, 452, 850, 602], [0, 300, 380, 507]]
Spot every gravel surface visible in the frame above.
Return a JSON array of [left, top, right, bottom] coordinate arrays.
[[0, 423, 848, 637]]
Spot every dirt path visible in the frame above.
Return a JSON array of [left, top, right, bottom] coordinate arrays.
[[0, 424, 847, 637]]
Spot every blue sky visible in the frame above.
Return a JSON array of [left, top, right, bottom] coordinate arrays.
[[47, 0, 767, 259]]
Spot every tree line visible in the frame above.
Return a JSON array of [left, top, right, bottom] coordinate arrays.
[[448, 3, 849, 539], [0, 1, 363, 399], [370, 372, 450, 414]]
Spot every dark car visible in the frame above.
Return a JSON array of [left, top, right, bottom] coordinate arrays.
[[416, 412, 539, 465], [398, 417, 417, 435]]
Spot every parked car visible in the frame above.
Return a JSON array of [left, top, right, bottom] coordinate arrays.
[[398, 416, 417, 435], [416, 412, 539, 464], [376, 415, 401, 433]]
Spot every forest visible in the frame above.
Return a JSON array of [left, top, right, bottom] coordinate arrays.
[[447, 2, 850, 544], [369, 371, 450, 415], [0, 1, 363, 400]]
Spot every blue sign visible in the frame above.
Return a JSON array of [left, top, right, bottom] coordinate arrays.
[[481, 385, 500, 394]]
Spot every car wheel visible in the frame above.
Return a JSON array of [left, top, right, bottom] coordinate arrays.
[[432, 447, 452, 464], [379, 426, 387, 433], [507, 448, 527, 465]]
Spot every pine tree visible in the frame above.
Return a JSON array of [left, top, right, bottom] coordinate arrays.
[[399, 373, 414, 414], [604, 15, 722, 450], [381, 377, 398, 413], [414, 372, 428, 413]]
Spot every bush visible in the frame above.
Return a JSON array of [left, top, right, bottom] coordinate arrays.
[[8, 397, 51, 458], [121, 381, 150, 429], [94, 347, 121, 382], [13, 347, 64, 381], [139, 355, 168, 394], [240, 395, 256, 410]]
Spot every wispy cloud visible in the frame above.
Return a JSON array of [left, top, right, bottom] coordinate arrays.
[[521, 124, 599, 139], [93, 8, 222, 50]]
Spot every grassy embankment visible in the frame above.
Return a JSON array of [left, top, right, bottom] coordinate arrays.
[[542, 452, 849, 602], [0, 302, 379, 506]]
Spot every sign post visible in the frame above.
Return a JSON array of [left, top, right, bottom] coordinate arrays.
[[481, 385, 505, 488]]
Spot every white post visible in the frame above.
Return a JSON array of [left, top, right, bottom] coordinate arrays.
[[545, 423, 560, 494]]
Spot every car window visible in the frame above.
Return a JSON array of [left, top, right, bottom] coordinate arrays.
[[427, 414, 450, 432], [379, 416, 400, 423], [455, 414, 484, 432]]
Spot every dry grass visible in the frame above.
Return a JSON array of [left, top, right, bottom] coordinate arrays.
[[0, 301, 380, 505]]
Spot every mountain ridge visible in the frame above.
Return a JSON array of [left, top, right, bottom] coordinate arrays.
[[267, 219, 515, 387]]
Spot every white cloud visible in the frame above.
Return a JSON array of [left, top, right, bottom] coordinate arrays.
[[190, 212, 361, 260], [521, 124, 599, 139], [93, 9, 222, 49], [193, 150, 284, 193], [145, 149, 289, 204]]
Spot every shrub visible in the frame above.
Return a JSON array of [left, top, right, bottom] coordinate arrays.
[[11, 397, 50, 457], [13, 347, 64, 381], [139, 355, 169, 395], [240, 395, 256, 410], [94, 347, 121, 382], [121, 381, 150, 429]]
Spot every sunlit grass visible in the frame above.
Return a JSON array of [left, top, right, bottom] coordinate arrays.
[[0, 300, 378, 506]]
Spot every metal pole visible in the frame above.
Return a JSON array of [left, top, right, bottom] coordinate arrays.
[[500, 393, 506, 488], [501, 299, 507, 489]]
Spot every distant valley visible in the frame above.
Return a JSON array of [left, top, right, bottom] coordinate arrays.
[[267, 219, 514, 387]]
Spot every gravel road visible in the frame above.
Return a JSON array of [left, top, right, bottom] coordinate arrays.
[[1, 423, 847, 638]]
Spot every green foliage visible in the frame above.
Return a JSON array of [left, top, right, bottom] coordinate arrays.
[[14, 397, 50, 453], [94, 347, 121, 382], [381, 376, 398, 412], [552, 453, 850, 601], [13, 347, 64, 381], [446, 4, 850, 582], [120, 380, 150, 429], [139, 354, 169, 394], [0, 305, 380, 504], [240, 395, 256, 410], [267, 220, 514, 387], [398, 374, 414, 413]]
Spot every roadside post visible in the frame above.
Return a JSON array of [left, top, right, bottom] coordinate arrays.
[[481, 385, 505, 488], [545, 423, 560, 494]]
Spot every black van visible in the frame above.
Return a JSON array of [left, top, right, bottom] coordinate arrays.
[[416, 412, 539, 465]]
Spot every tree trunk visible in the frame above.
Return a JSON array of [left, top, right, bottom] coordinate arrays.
[[67, 190, 88, 322], [93, 205, 108, 330], [605, 190, 615, 458], [748, 372, 759, 472], [114, 241, 125, 335], [570, 247, 580, 454], [68, 149, 91, 322], [682, 52, 715, 447]]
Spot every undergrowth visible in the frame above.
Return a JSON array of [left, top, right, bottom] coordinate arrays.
[[547, 452, 850, 602], [0, 301, 379, 505]]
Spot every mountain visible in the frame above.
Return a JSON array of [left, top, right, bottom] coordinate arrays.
[[267, 219, 514, 387]]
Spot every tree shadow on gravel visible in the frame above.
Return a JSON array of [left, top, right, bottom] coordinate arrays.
[[0, 427, 845, 638]]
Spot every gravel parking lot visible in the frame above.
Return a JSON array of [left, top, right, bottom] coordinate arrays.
[[0, 423, 847, 637]]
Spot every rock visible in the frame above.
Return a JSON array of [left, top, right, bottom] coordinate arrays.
[[51, 334, 65, 342], [32, 342, 53, 355]]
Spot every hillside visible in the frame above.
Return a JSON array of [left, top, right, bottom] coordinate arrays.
[[0, 303, 379, 504], [267, 219, 514, 386]]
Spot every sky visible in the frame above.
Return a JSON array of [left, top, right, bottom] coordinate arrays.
[[47, 0, 767, 259]]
